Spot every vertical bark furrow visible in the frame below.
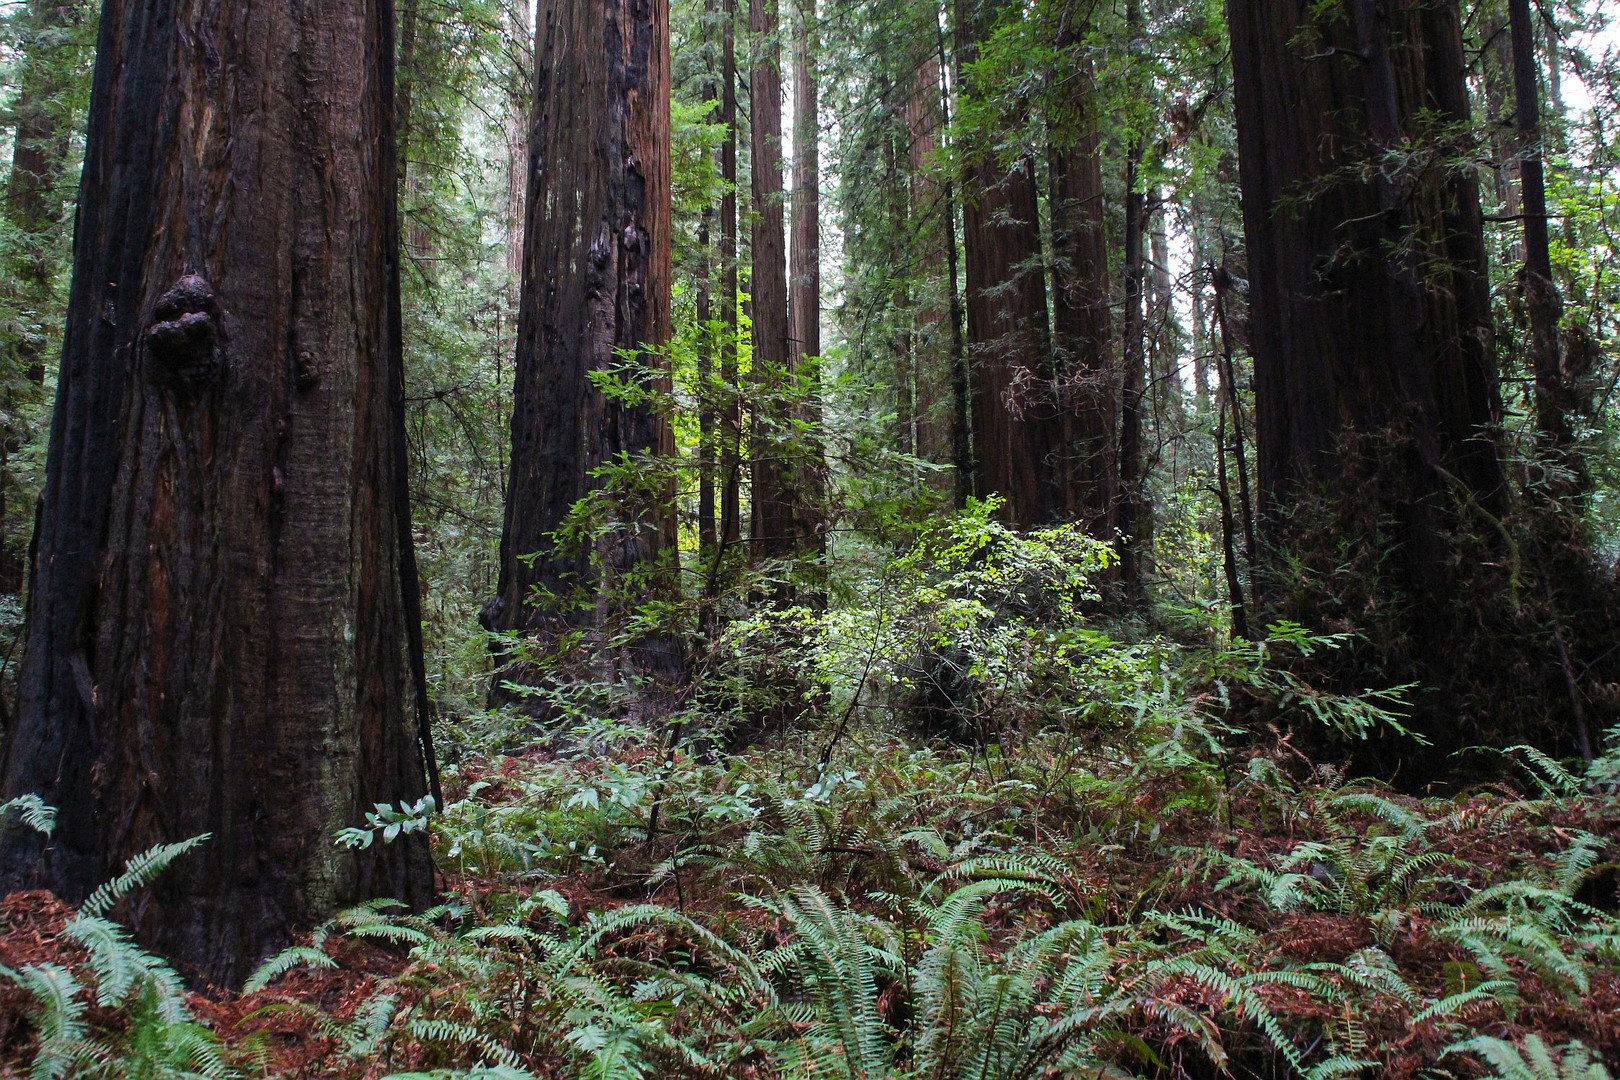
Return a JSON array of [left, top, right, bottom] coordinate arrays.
[[1, 0, 434, 986]]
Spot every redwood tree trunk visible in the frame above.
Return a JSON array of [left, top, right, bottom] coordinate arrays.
[[1047, 64, 1116, 539], [1228, 0, 1510, 750], [954, 0, 1061, 527], [492, 0, 679, 689], [719, 0, 742, 552], [0, 0, 435, 986], [789, 0, 825, 552], [1510, 0, 1570, 459], [749, 0, 798, 557]]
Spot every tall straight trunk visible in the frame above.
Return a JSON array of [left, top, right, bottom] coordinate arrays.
[[749, 0, 798, 557], [934, 29, 972, 508], [1046, 60, 1115, 539], [697, 0, 722, 560], [719, 0, 742, 551], [1148, 196, 1185, 442], [789, 0, 825, 549], [905, 51, 954, 488], [504, 0, 532, 284], [1118, 145, 1147, 595], [0, 0, 435, 986], [1510, 0, 1570, 457], [790, 0, 820, 371], [698, 210, 717, 555], [954, 0, 1061, 526], [1228, 0, 1510, 749], [493, 0, 679, 687]]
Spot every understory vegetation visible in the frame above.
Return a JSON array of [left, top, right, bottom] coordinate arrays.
[[0, 513, 1617, 1078]]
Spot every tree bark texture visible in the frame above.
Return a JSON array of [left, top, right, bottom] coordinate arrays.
[[749, 0, 802, 557], [719, 0, 742, 552], [954, 0, 1061, 527], [1047, 66, 1115, 540], [1510, 0, 1571, 456], [1228, 0, 1517, 757], [1118, 147, 1147, 595], [493, 0, 679, 686], [905, 51, 958, 494], [788, 0, 826, 551], [1228, 0, 1504, 532], [0, 0, 436, 986]]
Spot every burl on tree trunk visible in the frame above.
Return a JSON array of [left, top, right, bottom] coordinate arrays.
[[0, 0, 436, 987]]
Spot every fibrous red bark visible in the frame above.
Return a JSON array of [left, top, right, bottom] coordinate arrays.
[[0, 0, 436, 986]]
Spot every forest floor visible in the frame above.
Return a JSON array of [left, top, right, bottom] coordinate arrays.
[[0, 731, 1616, 1079]]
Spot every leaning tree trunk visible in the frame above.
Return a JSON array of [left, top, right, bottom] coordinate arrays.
[[0, 0, 436, 986], [954, 0, 1062, 527], [491, 0, 680, 697], [1228, 0, 1515, 756]]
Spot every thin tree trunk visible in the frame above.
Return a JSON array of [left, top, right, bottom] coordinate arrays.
[[504, 0, 532, 284], [0, 0, 435, 986], [698, 210, 717, 555], [719, 0, 743, 552], [789, 0, 825, 552], [492, 0, 680, 697], [937, 30, 972, 508], [1511, 0, 1570, 459], [1118, 132, 1147, 597], [1, 1, 85, 595]]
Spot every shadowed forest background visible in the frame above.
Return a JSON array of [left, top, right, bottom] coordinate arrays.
[[1, 0, 1620, 1076]]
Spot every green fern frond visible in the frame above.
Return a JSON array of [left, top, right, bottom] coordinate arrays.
[[79, 834, 211, 919], [0, 794, 56, 836], [243, 945, 338, 994]]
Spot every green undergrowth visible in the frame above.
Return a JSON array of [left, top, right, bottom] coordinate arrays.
[[2, 507, 1619, 1078], [6, 728, 1618, 1078]]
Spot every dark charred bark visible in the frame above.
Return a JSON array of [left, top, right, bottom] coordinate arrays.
[[954, 0, 1061, 527], [492, 0, 681, 698], [0, 0, 435, 986], [1228, 0, 1515, 756]]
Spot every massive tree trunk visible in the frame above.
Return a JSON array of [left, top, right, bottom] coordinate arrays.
[[954, 0, 1061, 527], [749, 0, 801, 558], [0, 0, 435, 986], [491, 0, 679, 693], [1228, 0, 1512, 752], [1046, 60, 1116, 540]]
